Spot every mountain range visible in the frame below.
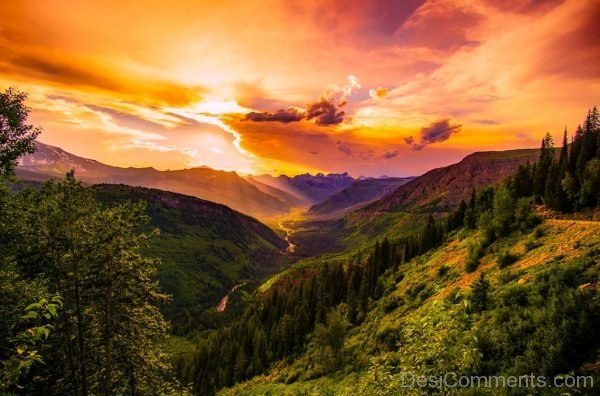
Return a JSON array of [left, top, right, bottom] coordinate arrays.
[[18, 142, 292, 218], [308, 176, 415, 218]]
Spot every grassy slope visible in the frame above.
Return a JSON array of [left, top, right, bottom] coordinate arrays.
[[92, 184, 287, 331], [222, 217, 600, 395]]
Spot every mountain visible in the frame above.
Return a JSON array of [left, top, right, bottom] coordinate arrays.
[[290, 149, 541, 254], [363, 149, 540, 213], [308, 177, 414, 218], [17, 141, 290, 218], [92, 184, 287, 333], [245, 176, 308, 207], [253, 172, 355, 204]]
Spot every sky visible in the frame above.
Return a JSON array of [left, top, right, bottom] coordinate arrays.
[[1, 0, 598, 177]]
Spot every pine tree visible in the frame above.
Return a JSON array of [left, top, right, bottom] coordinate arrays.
[[419, 214, 436, 252], [470, 272, 490, 313]]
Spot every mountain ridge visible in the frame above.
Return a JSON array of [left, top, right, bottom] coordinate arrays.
[[18, 141, 290, 218], [362, 149, 540, 214]]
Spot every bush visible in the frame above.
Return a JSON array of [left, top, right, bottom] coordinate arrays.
[[437, 265, 450, 277], [524, 237, 541, 251], [497, 251, 518, 268], [497, 269, 517, 285], [465, 241, 484, 272], [533, 226, 544, 238]]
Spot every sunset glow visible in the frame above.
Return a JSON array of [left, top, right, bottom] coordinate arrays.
[[1, 0, 598, 176]]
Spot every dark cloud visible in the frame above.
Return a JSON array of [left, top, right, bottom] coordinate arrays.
[[245, 108, 305, 123], [483, 0, 564, 15], [245, 98, 346, 126], [358, 149, 375, 160], [382, 149, 399, 159], [475, 119, 500, 125], [306, 100, 345, 125], [336, 141, 352, 155], [405, 119, 461, 151], [309, 151, 319, 155]]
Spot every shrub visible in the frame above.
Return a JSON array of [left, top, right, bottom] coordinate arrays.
[[437, 265, 450, 277], [533, 226, 544, 238], [498, 269, 517, 285], [465, 240, 484, 272], [524, 237, 540, 251], [497, 251, 518, 268]]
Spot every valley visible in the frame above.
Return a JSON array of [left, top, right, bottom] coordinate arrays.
[[2, 3, 599, 394], [5, 109, 600, 395]]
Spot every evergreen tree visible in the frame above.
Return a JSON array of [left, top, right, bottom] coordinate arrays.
[[470, 272, 490, 313], [419, 214, 437, 252]]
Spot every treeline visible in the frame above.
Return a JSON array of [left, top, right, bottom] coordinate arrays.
[[514, 107, 600, 211], [0, 89, 183, 395]]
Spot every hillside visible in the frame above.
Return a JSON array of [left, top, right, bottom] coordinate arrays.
[[309, 177, 414, 218], [289, 149, 542, 253], [220, 217, 600, 395], [245, 176, 307, 207], [92, 184, 287, 333], [18, 142, 290, 218], [364, 149, 540, 213], [254, 172, 355, 204]]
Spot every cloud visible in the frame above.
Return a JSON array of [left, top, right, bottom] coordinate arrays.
[[306, 99, 345, 125], [474, 119, 500, 125], [243, 99, 346, 126], [302, 0, 426, 47], [405, 119, 461, 150], [336, 141, 352, 155], [245, 108, 305, 123], [245, 75, 359, 126], [398, 2, 483, 52], [382, 149, 399, 159], [0, 51, 205, 107], [483, 0, 564, 15], [369, 87, 389, 99]]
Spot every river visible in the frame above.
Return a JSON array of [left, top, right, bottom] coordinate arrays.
[[278, 221, 296, 253], [216, 282, 247, 312]]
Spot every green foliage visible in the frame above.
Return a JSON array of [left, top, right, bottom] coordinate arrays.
[[465, 240, 484, 273], [477, 262, 599, 377], [93, 184, 286, 334], [437, 264, 450, 277], [311, 308, 349, 373], [492, 185, 515, 237], [1, 173, 172, 394], [496, 250, 518, 269], [0, 296, 62, 392], [0, 88, 41, 177], [469, 272, 490, 312]]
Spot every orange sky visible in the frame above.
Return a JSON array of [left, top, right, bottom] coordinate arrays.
[[1, 0, 598, 176]]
